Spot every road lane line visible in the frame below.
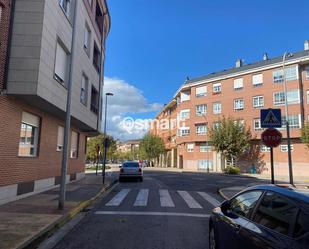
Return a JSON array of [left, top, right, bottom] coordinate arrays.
[[134, 189, 149, 206], [177, 191, 203, 209], [197, 192, 221, 207], [105, 189, 130, 206], [95, 211, 210, 218], [159, 189, 175, 207]]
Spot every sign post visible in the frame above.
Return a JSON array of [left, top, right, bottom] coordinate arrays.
[[95, 144, 100, 176], [260, 109, 282, 184]]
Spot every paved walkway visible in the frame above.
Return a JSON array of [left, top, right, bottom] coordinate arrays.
[[0, 172, 118, 249]]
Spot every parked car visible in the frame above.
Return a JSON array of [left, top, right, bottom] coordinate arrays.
[[209, 185, 309, 249], [119, 161, 143, 182]]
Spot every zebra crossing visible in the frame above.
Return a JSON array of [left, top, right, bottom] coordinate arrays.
[[105, 188, 220, 209]]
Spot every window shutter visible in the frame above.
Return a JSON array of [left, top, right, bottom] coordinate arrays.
[[180, 91, 190, 102], [252, 74, 263, 85], [196, 86, 207, 96], [234, 78, 243, 89], [22, 112, 40, 127], [55, 42, 67, 82]]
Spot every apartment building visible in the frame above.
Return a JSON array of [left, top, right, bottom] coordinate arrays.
[[0, 0, 110, 204], [117, 140, 141, 154], [152, 41, 309, 177]]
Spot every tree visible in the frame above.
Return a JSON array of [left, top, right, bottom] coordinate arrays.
[[301, 121, 309, 149], [139, 134, 165, 162], [86, 134, 117, 162], [209, 117, 252, 166]]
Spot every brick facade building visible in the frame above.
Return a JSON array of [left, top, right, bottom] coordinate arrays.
[[0, 0, 110, 205], [151, 42, 309, 177]]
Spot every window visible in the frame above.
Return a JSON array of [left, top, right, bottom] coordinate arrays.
[[281, 115, 301, 129], [213, 122, 220, 130], [253, 119, 262, 131], [196, 124, 207, 135], [93, 42, 101, 73], [253, 96, 264, 108], [187, 143, 194, 152], [234, 99, 244, 111], [180, 109, 190, 120], [59, 0, 71, 18], [307, 90, 309, 104], [80, 74, 89, 106], [273, 92, 285, 105], [200, 143, 211, 152], [213, 102, 221, 114], [180, 91, 190, 102], [90, 86, 99, 114], [196, 105, 207, 116], [54, 41, 69, 85], [198, 160, 213, 170], [306, 66, 309, 80], [95, 1, 104, 32], [293, 210, 309, 238], [280, 145, 294, 152], [252, 74, 263, 86], [273, 66, 298, 83], [286, 89, 300, 104], [230, 191, 263, 218], [253, 191, 298, 235], [213, 83, 221, 93], [261, 145, 270, 152], [18, 112, 40, 157], [196, 86, 207, 97], [234, 78, 243, 90], [178, 128, 190, 137], [84, 24, 91, 54], [57, 126, 64, 151], [70, 131, 79, 158]]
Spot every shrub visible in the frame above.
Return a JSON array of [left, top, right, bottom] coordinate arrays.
[[225, 166, 240, 175]]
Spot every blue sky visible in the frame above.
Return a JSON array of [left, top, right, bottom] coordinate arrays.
[[103, 0, 309, 140]]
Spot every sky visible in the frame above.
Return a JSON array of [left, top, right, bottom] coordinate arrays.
[[103, 0, 309, 141]]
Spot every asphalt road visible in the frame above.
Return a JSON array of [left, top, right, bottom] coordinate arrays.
[[52, 170, 268, 249]]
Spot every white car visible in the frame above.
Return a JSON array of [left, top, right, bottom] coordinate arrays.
[[119, 161, 143, 182]]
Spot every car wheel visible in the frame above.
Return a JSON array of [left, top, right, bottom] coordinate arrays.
[[209, 227, 217, 249]]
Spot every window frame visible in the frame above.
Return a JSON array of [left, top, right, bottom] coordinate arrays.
[[187, 143, 194, 152], [252, 74, 263, 87], [54, 40, 69, 87], [280, 144, 294, 152], [195, 86, 207, 97], [83, 23, 91, 56], [233, 78, 244, 91], [213, 102, 222, 114], [252, 96, 264, 108], [57, 126, 64, 151], [195, 124, 207, 135], [70, 130, 79, 158], [307, 90, 309, 104], [196, 104, 207, 116], [253, 118, 262, 131], [212, 83, 221, 94], [80, 73, 89, 106], [234, 98, 244, 111]]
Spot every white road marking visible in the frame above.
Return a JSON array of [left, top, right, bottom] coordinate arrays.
[[159, 189, 175, 207], [105, 189, 130, 206], [197, 192, 221, 207], [95, 211, 210, 218], [177, 191, 203, 209], [134, 189, 149, 206]]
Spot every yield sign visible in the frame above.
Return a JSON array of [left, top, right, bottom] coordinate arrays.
[[260, 109, 282, 128]]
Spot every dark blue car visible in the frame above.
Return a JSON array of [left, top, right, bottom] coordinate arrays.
[[209, 185, 309, 249]]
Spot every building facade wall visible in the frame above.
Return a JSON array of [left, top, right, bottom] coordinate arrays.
[[152, 50, 309, 176]]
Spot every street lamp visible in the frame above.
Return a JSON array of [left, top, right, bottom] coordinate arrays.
[[198, 112, 210, 173], [102, 92, 114, 184], [282, 52, 294, 185]]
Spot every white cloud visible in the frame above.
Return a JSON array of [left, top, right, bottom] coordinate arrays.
[[102, 77, 163, 141]]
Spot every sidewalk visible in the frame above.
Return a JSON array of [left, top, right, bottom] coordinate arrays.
[[0, 172, 118, 249]]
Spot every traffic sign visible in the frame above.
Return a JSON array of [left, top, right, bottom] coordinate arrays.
[[261, 128, 282, 147], [260, 109, 282, 128]]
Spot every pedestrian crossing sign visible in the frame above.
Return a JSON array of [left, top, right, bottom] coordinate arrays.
[[260, 109, 282, 128]]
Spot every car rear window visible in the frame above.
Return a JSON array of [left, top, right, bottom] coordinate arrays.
[[123, 162, 139, 168]]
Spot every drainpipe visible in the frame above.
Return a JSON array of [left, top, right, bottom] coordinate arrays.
[[2, 0, 16, 92]]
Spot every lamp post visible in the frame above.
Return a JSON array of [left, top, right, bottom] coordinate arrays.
[[198, 112, 210, 173], [102, 92, 114, 184], [282, 52, 294, 185]]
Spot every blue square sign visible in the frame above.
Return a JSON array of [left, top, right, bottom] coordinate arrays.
[[260, 109, 282, 128]]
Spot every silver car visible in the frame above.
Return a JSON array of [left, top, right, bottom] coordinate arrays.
[[119, 161, 143, 182]]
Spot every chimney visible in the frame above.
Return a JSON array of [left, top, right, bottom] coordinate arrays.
[[235, 58, 243, 68], [304, 40, 309, 51], [263, 53, 269, 61]]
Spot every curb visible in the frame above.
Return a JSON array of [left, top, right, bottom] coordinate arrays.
[[20, 179, 118, 249], [217, 188, 229, 200]]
